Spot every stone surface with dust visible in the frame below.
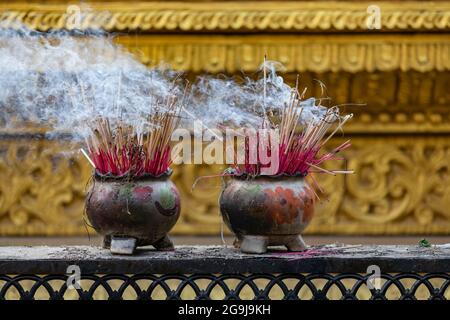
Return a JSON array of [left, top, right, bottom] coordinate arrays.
[[0, 244, 449, 274]]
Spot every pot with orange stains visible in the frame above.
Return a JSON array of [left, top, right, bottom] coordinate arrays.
[[219, 175, 315, 254], [85, 170, 180, 255]]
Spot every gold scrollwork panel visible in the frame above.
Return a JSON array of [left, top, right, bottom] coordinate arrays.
[[1, 135, 450, 235]]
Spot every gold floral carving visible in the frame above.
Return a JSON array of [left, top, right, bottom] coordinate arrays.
[[1, 1, 450, 32], [339, 137, 450, 234], [1, 136, 450, 235], [0, 139, 90, 235]]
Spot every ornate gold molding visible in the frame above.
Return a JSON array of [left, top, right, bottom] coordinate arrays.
[[1, 1, 450, 32], [115, 34, 450, 73]]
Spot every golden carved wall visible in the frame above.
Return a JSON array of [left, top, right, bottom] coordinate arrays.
[[1, 1, 450, 235]]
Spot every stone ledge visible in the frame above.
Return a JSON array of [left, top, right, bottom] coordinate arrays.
[[1, 245, 449, 274]]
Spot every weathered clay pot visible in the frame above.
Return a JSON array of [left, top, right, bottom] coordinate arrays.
[[85, 171, 180, 254], [219, 175, 315, 254]]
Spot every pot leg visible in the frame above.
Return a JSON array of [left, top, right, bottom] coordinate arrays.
[[102, 235, 111, 249], [240, 235, 268, 254], [233, 236, 242, 249], [285, 235, 307, 252], [110, 236, 137, 255], [153, 235, 175, 251]]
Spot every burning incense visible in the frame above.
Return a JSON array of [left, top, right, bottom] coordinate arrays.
[[84, 89, 186, 177], [230, 71, 353, 179], [80, 148, 95, 168]]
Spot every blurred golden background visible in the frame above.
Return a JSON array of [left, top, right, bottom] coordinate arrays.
[[1, 0, 450, 239]]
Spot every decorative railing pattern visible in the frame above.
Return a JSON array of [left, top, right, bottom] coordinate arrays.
[[2, 273, 450, 300]]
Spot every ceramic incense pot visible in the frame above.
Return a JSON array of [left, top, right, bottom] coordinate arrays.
[[219, 175, 315, 254], [85, 170, 180, 255]]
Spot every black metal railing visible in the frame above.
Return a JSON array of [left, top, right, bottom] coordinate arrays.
[[1, 273, 450, 300]]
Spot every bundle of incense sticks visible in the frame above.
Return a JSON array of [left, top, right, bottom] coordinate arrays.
[[232, 82, 353, 180], [83, 96, 182, 177]]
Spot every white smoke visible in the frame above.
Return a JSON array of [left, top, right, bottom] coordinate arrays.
[[0, 27, 183, 139], [186, 60, 331, 129], [0, 27, 337, 139]]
